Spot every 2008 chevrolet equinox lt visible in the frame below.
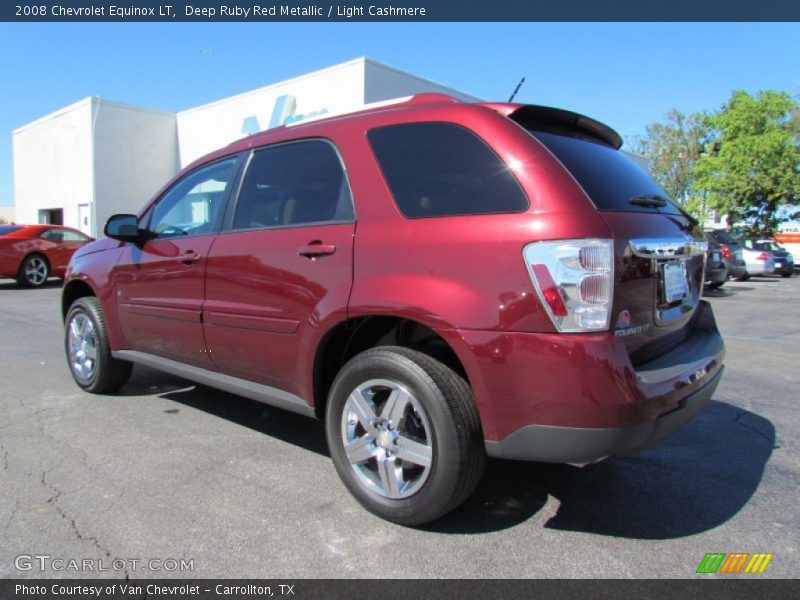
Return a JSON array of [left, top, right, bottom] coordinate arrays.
[[62, 94, 725, 525]]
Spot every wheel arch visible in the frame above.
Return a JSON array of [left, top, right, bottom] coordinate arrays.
[[19, 251, 50, 271], [62, 279, 97, 320], [312, 315, 470, 420]]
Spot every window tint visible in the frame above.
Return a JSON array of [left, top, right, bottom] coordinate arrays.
[[150, 157, 238, 239], [41, 229, 89, 242], [233, 140, 353, 230], [751, 241, 781, 251], [706, 230, 739, 245], [61, 230, 90, 242], [367, 122, 528, 218], [0, 225, 22, 236], [40, 229, 63, 242], [529, 130, 681, 215]]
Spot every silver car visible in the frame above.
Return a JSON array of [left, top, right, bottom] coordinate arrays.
[[739, 241, 775, 279]]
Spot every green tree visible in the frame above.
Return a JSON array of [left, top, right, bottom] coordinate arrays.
[[694, 90, 800, 235], [628, 109, 707, 203]]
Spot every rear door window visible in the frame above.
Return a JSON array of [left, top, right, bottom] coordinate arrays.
[[529, 130, 682, 215], [232, 140, 354, 230], [367, 122, 528, 218]]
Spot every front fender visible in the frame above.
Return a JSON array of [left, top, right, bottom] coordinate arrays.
[[63, 246, 126, 349]]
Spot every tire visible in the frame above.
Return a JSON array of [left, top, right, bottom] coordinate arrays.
[[781, 272, 793, 278], [17, 254, 49, 287], [736, 273, 750, 281], [325, 346, 485, 526], [706, 281, 725, 289], [65, 297, 132, 393]]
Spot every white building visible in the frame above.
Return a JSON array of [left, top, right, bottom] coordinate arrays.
[[13, 58, 479, 237]]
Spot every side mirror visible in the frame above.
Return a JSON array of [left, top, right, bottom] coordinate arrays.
[[104, 214, 141, 243]]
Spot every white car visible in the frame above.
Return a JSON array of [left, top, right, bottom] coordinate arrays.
[[739, 243, 775, 279]]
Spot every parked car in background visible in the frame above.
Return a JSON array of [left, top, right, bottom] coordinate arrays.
[[704, 229, 747, 280], [742, 239, 794, 277], [0, 224, 93, 287], [704, 240, 728, 289], [738, 239, 775, 279], [61, 94, 725, 526]]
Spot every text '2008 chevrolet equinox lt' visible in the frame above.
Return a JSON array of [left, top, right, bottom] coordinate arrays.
[[62, 94, 724, 525]]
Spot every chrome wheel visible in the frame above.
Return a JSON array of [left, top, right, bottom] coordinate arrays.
[[68, 313, 98, 383], [341, 378, 433, 499], [24, 256, 48, 286]]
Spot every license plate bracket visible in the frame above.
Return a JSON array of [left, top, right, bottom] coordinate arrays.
[[662, 261, 688, 303]]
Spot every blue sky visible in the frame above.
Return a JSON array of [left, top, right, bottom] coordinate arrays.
[[1, 22, 799, 207]]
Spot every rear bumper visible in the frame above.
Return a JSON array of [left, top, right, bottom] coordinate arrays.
[[746, 262, 772, 275], [726, 263, 747, 278], [705, 265, 727, 284], [485, 367, 722, 463], [439, 300, 725, 464]]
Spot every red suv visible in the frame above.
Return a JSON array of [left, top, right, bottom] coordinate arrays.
[[62, 94, 724, 525]]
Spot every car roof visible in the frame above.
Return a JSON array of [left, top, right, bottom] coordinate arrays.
[[188, 93, 622, 170]]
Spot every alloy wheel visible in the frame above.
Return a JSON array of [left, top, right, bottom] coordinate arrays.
[[68, 313, 98, 383], [24, 257, 48, 286], [340, 378, 433, 499]]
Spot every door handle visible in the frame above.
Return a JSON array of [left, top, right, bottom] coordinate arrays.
[[177, 251, 202, 265], [298, 241, 336, 258]]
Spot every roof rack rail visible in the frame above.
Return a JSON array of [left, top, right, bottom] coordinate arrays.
[[284, 93, 461, 128]]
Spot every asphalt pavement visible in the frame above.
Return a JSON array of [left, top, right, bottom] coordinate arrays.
[[0, 274, 797, 578]]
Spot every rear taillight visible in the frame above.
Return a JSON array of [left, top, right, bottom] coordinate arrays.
[[757, 252, 770, 261], [524, 239, 614, 332], [721, 245, 731, 259]]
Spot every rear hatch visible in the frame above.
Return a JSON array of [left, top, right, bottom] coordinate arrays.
[[519, 121, 705, 364], [707, 229, 745, 267]]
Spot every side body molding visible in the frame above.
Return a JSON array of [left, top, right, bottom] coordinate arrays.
[[112, 350, 316, 418]]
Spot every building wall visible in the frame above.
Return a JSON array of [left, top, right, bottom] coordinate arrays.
[[13, 99, 94, 228], [0, 207, 15, 223], [14, 58, 479, 237], [92, 100, 178, 236], [176, 59, 367, 167], [363, 59, 480, 104]]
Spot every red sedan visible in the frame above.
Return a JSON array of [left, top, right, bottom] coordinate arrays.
[[0, 224, 93, 287]]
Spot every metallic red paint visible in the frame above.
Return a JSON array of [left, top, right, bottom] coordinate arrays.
[[0, 224, 92, 281], [62, 94, 724, 458]]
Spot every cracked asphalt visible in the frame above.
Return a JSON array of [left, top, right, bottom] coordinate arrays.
[[0, 274, 797, 579]]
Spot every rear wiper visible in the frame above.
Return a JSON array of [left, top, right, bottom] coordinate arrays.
[[629, 195, 668, 208]]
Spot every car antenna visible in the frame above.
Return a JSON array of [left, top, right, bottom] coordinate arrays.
[[508, 77, 526, 102]]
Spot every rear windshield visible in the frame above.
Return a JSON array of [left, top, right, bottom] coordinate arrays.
[[368, 122, 529, 218], [706, 230, 739, 245], [0, 225, 22, 236], [529, 130, 681, 215], [747, 240, 782, 252]]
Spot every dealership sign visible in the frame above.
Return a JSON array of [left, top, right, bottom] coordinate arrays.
[[241, 95, 329, 135]]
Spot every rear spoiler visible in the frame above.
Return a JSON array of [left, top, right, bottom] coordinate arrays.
[[483, 103, 623, 149]]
